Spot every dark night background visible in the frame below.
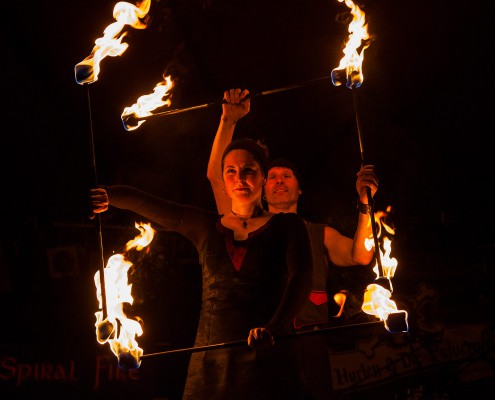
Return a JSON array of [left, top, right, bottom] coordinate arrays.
[[2, 0, 494, 399]]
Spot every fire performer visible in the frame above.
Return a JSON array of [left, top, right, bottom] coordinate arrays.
[[207, 88, 378, 399], [89, 139, 314, 399]]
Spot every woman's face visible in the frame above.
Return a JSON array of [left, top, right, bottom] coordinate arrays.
[[223, 149, 265, 205]]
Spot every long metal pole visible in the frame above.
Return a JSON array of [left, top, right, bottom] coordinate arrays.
[[351, 89, 384, 280], [86, 85, 108, 320], [121, 76, 332, 129], [140, 320, 382, 359]]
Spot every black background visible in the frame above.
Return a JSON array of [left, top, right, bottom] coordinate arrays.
[[2, 1, 493, 398]]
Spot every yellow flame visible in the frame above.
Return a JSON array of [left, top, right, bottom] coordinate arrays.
[[364, 207, 397, 280], [362, 283, 398, 320], [375, 236, 397, 280], [372, 207, 397, 281], [333, 290, 347, 318], [331, 0, 370, 88], [361, 207, 408, 332], [125, 221, 156, 251], [121, 75, 174, 131], [94, 222, 155, 367], [75, 0, 151, 85]]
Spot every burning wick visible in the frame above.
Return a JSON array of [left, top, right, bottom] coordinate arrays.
[[121, 75, 174, 131], [75, 0, 151, 85], [97, 319, 116, 343], [330, 0, 371, 89], [362, 283, 408, 333]]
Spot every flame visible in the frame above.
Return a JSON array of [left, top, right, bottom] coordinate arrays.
[[365, 207, 398, 284], [121, 75, 174, 131], [125, 221, 155, 251], [94, 222, 156, 369], [375, 236, 397, 281], [75, 0, 151, 85], [331, 0, 370, 89], [333, 290, 347, 318], [362, 207, 409, 333]]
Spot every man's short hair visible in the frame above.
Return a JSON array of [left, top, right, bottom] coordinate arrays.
[[267, 158, 304, 188]]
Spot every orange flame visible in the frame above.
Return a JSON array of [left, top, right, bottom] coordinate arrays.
[[94, 222, 156, 369], [75, 0, 151, 85], [362, 207, 409, 333], [331, 0, 370, 89], [364, 207, 398, 285], [121, 75, 174, 131]]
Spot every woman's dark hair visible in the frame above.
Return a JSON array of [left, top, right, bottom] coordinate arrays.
[[221, 139, 269, 177]]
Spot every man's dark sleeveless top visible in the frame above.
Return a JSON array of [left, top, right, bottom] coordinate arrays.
[[294, 221, 330, 330]]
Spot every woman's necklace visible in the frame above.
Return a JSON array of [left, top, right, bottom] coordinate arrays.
[[231, 206, 263, 229]]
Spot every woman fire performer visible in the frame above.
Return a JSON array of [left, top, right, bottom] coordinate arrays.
[[89, 138, 313, 399]]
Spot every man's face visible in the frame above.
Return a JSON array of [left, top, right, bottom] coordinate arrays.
[[264, 166, 301, 210]]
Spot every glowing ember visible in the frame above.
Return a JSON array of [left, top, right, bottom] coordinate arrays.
[[75, 0, 151, 85], [333, 290, 347, 318], [94, 222, 156, 369], [121, 75, 174, 131], [362, 207, 409, 333], [331, 0, 371, 89]]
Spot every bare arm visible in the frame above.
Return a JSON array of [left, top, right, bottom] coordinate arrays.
[[89, 185, 214, 250], [324, 164, 378, 266], [207, 88, 250, 215]]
